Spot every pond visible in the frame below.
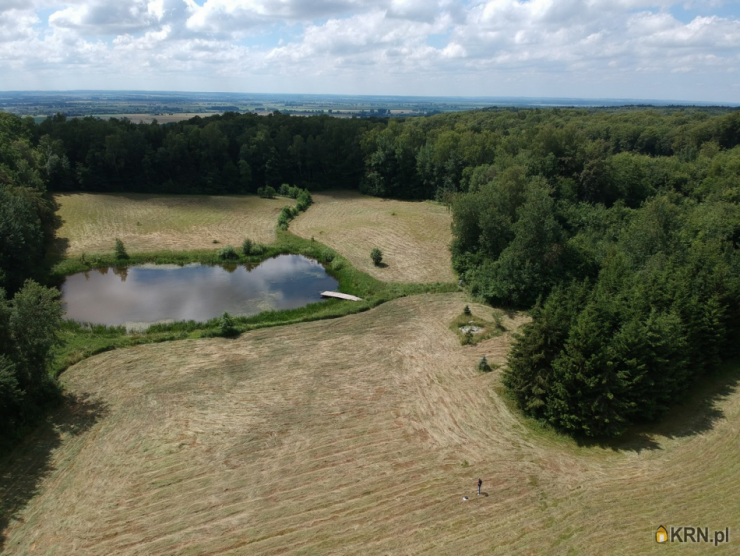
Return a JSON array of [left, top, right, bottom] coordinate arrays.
[[61, 254, 339, 327]]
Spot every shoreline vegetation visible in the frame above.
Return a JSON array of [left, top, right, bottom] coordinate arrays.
[[50, 199, 458, 378]]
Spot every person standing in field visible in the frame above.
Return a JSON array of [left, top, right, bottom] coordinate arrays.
[[477, 478, 482, 495]]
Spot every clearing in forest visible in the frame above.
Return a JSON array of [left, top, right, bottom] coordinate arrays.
[[53, 193, 291, 256], [291, 191, 456, 283], [2, 293, 738, 554]]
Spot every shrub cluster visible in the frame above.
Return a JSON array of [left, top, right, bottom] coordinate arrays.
[[241, 238, 266, 256], [217, 245, 239, 260], [257, 185, 276, 199], [276, 187, 313, 230]]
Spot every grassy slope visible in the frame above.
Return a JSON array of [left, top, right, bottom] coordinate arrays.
[[54, 193, 292, 256], [2, 294, 739, 554], [290, 191, 456, 284]]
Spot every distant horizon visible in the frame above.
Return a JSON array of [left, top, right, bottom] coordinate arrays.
[[1, 90, 739, 108]]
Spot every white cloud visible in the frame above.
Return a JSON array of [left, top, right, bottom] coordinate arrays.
[[387, 0, 441, 23], [49, 1, 159, 35], [0, 0, 739, 101]]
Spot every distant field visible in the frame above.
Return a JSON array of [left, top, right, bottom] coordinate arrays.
[[54, 193, 291, 256], [291, 191, 456, 283], [2, 293, 738, 554], [103, 113, 221, 124]]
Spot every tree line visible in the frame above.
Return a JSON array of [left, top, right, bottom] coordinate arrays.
[[0, 113, 64, 450], [34, 112, 383, 194]]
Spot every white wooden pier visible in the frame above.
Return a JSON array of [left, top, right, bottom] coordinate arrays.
[[321, 291, 363, 301]]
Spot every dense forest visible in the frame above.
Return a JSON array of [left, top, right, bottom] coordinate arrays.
[[34, 112, 382, 194], [2, 106, 740, 443], [0, 113, 64, 449]]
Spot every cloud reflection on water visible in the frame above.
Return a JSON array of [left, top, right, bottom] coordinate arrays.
[[61, 255, 338, 325]]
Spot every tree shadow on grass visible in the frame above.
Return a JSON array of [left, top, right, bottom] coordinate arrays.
[[43, 204, 70, 281], [0, 392, 109, 550], [576, 362, 740, 454]]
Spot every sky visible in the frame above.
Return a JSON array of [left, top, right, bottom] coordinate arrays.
[[0, 1, 739, 103]]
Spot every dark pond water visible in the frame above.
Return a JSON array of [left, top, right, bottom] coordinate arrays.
[[61, 255, 338, 326]]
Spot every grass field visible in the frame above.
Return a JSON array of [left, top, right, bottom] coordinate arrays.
[[2, 294, 738, 554], [291, 191, 456, 284], [54, 193, 291, 256]]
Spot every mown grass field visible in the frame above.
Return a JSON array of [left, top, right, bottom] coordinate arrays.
[[54, 193, 291, 256], [291, 191, 456, 284], [2, 294, 738, 554]]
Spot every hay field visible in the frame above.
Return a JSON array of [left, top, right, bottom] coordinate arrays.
[[54, 193, 291, 256], [2, 293, 739, 554], [291, 191, 455, 284]]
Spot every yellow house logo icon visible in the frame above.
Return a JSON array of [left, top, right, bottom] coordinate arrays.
[[657, 526, 668, 543]]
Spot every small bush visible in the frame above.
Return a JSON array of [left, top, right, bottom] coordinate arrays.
[[331, 259, 344, 271], [279, 183, 290, 196], [477, 356, 492, 372], [212, 239, 219, 244], [371, 248, 383, 266], [219, 312, 238, 337], [464, 305, 471, 316], [250, 243, 266, 255], [321, 250, 334, 263], [114, 238, 128, 260], [462, 329, 474, 345], [217, 245, 239, 260], [242, 238, 253, 255], [257, 185, 277, 199]]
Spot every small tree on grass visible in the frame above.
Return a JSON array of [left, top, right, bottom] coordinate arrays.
[[464, 305, 471, 316], [371, 248, 383, 266], [242, 238, 253, 256], [220, 312, 238, 337], [477, 355, 492, 372], [114, 238, 128, 260], [462, 328, 474, 345]]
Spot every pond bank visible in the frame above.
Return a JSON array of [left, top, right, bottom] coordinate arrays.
[[51, 230, 458, 377]]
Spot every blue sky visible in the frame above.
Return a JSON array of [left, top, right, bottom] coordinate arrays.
[[1, 1, 739, 102]]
